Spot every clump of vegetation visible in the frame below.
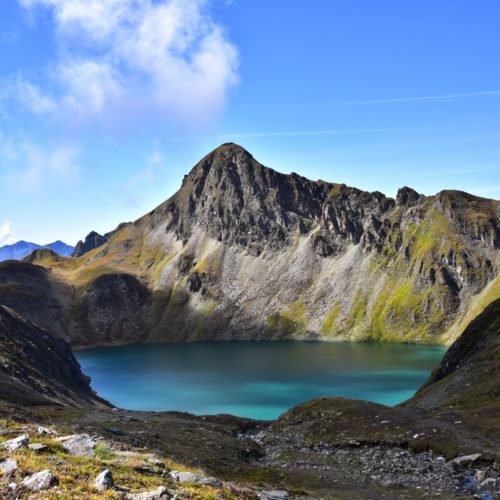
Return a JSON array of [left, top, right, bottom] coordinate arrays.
[[320, 302, 341, 337], [267, 301, 307, 336]]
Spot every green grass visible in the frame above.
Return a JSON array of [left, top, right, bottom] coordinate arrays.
[[267, 301, 307, 336], [0, 419, 245, 499], [320, 302, 341, 337]]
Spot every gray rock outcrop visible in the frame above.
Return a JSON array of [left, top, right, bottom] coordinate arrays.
[[1, 434, 29, 451], [20, 470, 55, 492], [94, 469, 114, 490], [58, 434, 96, 457]]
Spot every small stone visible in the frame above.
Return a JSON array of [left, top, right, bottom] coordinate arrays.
[[95, 469, 114, 491], [8, 482, 16, 491], [480, 478, 497, 489], [475, 470, 486, 482], [105, 427, 124, 436], [20, 470, 55, 492], [57, 434, 95, 457], [413, 433, 420, 439], [1, 434, 29, 451], [259, 491, 290, 499], [125, 486, 172, 499], [452, 453, 481, 468], [148, 458, 166, 469], [169, 470, 221, 487], [29, 443, 48, 452], [0, 458, 18, 474], [37, 426, 56, 436]]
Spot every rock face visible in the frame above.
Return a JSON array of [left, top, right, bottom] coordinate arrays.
[[0, 305, 107, 406], [0, 143, 499, 347]]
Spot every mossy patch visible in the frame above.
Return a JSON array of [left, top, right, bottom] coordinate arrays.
[[320, 302, 341, 337], [368, 280, 449, 343], [267, 301, 307, 336], [343, 291, 368, 337]]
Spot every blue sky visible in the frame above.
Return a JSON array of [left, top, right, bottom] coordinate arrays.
[[1, 0, 499, 245]]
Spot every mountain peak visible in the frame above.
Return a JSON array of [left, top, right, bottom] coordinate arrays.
[[212, 142, 253, 155], [72, 231, 107, 258], [157, 145, 396, 255]]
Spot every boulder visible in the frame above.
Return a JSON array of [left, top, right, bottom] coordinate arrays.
[[259, 491, 290, 499], [125, 486, 172, 499], [0, 458, 18, 474], [58, 434, 95, 457], [169, 470, 221, 487], [479, 478, 497, 490], [37, 426, 57, 436], [452, 453, 481, 469], [1, 434, 29, 451], [94, 469, 114, 491], [29, 443, 48, 452], [20, 470, 55, 492]]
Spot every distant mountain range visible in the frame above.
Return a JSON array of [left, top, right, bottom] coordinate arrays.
[[0, 240, 74, 262]]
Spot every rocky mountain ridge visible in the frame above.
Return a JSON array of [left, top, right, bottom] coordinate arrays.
[[0, 143, 498, 347]]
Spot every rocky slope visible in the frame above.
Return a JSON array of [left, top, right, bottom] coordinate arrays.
[[408, 297, 500, 435], [0, 306, 105, 407], [1, 143, 499, 347]]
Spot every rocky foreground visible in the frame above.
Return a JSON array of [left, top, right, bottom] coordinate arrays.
[[0, 300, 499, 498]]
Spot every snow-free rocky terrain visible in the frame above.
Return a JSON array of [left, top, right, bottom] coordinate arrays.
[[0, 143, 498, 348]]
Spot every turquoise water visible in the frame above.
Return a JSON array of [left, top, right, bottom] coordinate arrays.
[[76, 341, 445, 420]]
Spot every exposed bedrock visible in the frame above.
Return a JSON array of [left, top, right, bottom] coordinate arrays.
[[0, 143, 497, 347], [0, 305, 107, 407]]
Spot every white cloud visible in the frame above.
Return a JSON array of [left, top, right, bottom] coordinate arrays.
[[0, 221, 15, 246], [17, 0, 239, 128], [16, 78, 56, 114], [0, 135, 80, 192], [122, 146, 165, 207]]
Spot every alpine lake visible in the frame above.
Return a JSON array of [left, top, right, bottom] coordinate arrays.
[[77, 340, 445, 420]]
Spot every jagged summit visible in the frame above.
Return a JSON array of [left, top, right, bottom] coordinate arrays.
[[72, 231, 107, 258], [156, 143, 394, 254]]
